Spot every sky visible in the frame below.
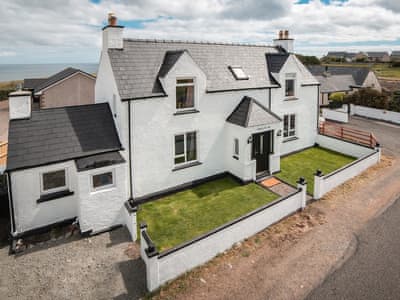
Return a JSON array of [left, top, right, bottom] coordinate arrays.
[[0, 0, 399, 64]]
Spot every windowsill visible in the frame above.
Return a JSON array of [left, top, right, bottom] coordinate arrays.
[[233, 155, 239, 160], [172, 161, 202, 172], [284, 97, 299, 101], [37, 190, 74, 204], [283, 137, 299, 143], [173, 109, 200, 116]]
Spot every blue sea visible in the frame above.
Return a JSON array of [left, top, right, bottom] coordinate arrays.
[[0, 63, 98, 82]]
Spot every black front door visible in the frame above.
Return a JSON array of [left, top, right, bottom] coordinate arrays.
[[252, 131, 272, 174]]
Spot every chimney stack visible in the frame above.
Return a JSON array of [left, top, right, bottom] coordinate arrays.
[[8, 90, 32, 120], [273, 30, 294, 53], [102, 12, 124, 51]]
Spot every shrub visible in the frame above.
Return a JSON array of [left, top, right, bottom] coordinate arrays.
[[345, 88, 389, 110], [329, 92, 345, 102], [390, 61, 400, 68], [296, 54, 321, 65]]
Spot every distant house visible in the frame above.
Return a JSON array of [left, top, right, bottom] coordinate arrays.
[[23, 68, 95, 109], [326, 51, 358, 62], [308, 65, 382, 105], [390, 51, 400, 62], [366, 52, 390, 63]]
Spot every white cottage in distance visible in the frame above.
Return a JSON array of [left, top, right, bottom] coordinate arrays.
[[6, 13, 320, 241], [96, 14, 320, 201]]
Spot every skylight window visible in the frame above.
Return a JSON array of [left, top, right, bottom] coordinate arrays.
[[229, 66, 249, 80]]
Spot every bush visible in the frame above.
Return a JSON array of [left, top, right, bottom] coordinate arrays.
[[0, 89, 14, 101], [296, 54, 321, 65], [345, 88, 389, 110], [391, 61, 400, 68], [329, 92, 345, 102]]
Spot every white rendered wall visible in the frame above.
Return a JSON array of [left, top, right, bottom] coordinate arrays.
[[77, 163, 128, 234], [141, 187, 307, 291], [129, 53, 318, 197], [11, 161, 78, 234], [316, 134, 375, 158], [322, 108, 349, 123], [351, 104, 400, 125], [314, 149, 380, 199], [363, 71, 382, 92]]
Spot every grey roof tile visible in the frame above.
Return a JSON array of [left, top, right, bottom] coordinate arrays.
[[307, 65, 370, 86], [7, 103, 121, 171], [109, 39, 281, 100], [227, 96, 281, 128], [266, 53, 290, 73]]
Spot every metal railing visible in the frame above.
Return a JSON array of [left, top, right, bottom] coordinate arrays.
[[319, 121, 378, 148]]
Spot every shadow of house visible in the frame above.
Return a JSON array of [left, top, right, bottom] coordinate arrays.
[[114, 258, 147, 300]]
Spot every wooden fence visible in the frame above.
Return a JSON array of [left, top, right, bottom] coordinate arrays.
[[319, 121, 378, 148], [0, 142, 7, 167]]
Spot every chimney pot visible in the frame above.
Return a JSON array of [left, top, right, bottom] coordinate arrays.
[[108, 12, 117, 26], [279, 30, 283, 39], [284, 30, 289, 39]]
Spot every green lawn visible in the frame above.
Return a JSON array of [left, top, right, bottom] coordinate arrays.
[[138, 177, 278, 252], [322, 63, 400, 79], [276, 147, 356, 195]]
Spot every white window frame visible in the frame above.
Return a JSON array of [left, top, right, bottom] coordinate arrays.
[[229, 66, 249, 80], [176, 78, 196, 111], [40, 168, 69, 195], [283, 114, 296, 140], [233, 138, 239, 158], [173, 131, 198, 166], [90, 169, 116, 193]]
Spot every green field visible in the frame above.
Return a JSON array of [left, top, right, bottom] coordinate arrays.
[[323, 63, 400, 79]]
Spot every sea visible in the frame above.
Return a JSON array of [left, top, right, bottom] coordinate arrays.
[[0, 63, 98, 82]]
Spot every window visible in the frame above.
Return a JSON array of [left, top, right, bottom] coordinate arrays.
[[285, 79, 295, 97], [174, 132, 197, 165], [41, 169, 67, 194], [233, 138, 239, 158], [176, 79, 195, 110], [229, 66, 249, 80], [92, 171, 114, 191], [283, 114, 296, 139]]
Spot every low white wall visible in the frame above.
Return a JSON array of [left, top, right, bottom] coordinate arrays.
[[141, 185, 307, 291], [322, 108, 349, 123], [314, 149, 380, 199], [316, 134, 374, 158], [351, 104, 400, 124], [123, 204, 137, 241]]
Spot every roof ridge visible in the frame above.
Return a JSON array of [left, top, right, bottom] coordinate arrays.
[[29, 103, 108, 114], [123, 38, 276, 48]]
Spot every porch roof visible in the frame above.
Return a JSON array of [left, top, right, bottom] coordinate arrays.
[[226, 96, 282, 128]]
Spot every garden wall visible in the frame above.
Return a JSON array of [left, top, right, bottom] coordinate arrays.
[[316, 134, 375, 158], [322, 108, 349, 123], [350, 104, 400, 124], [313, 146, 380, 199], [140, 184, 307, 292]]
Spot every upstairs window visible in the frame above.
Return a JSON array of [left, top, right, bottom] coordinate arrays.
[[176, 78, 195, 110], [283, 114, 296, 139], [174, 132, 197, 165], [229, 66, 249, 80], [285, 73, 296, 98]]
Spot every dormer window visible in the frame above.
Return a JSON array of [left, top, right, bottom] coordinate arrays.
[[229, 66, 249, 80], [176, 78, 195, 110]]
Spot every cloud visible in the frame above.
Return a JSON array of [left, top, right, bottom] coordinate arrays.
[[0, 0, 399, 63], [0, 51, 16, 57]]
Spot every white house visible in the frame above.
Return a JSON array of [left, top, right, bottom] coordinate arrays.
[[6, 14, 320, 241], [96, 16, 320, 200]]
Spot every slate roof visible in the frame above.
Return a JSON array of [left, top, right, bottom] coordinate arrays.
[[307, 65, 370, 86], [158, 50, 186, 78], [23, 78, 47, 90], [23, 68, 95, 94], [266, 53, 290, 73], [75, 151, 125, 172], [391, 51, 400, 57], [7, 103, 122, 171], [226, 96, 281, 128], [315, 74, 355, 93], [108, 39, 282, 100]]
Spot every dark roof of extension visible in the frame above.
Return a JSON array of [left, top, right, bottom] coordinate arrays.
[[307, 65, 370, 86], [7, 103, 122, 171], [23, 67, 95, 93], [391, 51, 400, 56], [226, 96, 281, 128], [108, 39, 282, 100]]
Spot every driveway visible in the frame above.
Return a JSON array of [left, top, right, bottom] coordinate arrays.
[[0, 100, 9, 142], [0, 228, 147, 300]]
